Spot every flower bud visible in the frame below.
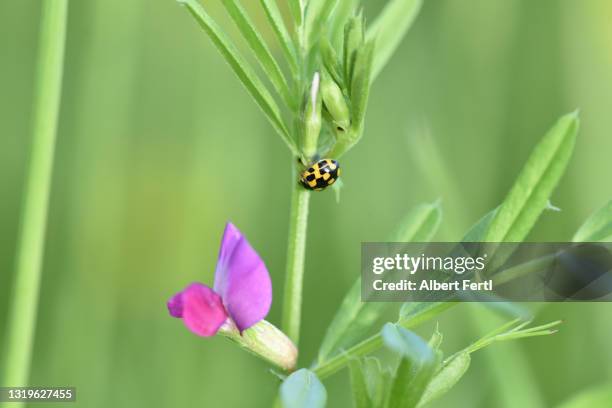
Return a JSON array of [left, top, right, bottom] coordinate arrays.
[[321, 73, 350, 132], [220, 319, 298, 372], [301, 72, 322, 159]]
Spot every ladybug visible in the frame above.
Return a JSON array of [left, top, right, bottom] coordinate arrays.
[[299, 159, 341, 191]]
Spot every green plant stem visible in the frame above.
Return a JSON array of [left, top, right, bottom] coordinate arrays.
[[281, 5, 311, 349], [282, 178, 311, 346], [0, 0, 68, 391]]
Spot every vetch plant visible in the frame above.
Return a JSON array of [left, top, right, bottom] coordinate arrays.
[[168, 0, 611, 407], [0, 1, 608, 407], [175, 0, 423, 349]]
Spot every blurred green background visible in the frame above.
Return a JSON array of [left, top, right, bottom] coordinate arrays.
[[1, 0, 612, 407]]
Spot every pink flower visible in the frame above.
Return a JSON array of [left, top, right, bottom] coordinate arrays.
[[168, 222, 272, 336]]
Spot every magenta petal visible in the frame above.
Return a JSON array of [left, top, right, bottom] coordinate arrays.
[[167, 292, 184, 318], [214, 223, 272, 331], [180, 283, 228, 337]]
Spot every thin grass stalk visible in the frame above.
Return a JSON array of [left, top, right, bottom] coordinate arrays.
[[0, 0, 68, 394]]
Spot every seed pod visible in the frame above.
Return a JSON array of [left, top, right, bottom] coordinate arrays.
[[301, 72, 322, 159], [321, 73, 350, 132]]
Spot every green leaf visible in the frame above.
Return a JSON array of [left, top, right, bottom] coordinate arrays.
[[462, 208, 498, 242], [396, 208, 499, 334], [573, 200, 612, 242], [349, 357, 391, 408], [417, 318, 560, 407], [287, 0, 303, 28], [305, 0, 339, 50], [394, 209, 493, 330], [320, 36, 343, 86], [317, 202, 442, 365], [280, 369, 327, 408], [343, 13, 364, 89], [427, 325, 443, 350], [458, 207, 534, 320], [461, 318, 561, 356], [349, 38, 375, 133], [259, 0, 298, 74], [178, 0, 298, 156], [557, 384, 612, 408], [391, 201, 442, 242], [462, 295, 532, 321], [418, 353, 471, 407], [364, 358, 392, 408], [382, 324, 440, 408], [484, 112, 579, 242], [366, 0, 423, 80], [220, 0, 291, 105], [399, 302, 454, 327], [316, 280, 386, 365], [349, 359, 372, 408], [328, 0, 359, 48]]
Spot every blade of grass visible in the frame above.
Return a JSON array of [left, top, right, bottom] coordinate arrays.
[[0, 0, 68, 393], [366, 0, 423, 80], [178, 0, 298, 156], [219, 0, 292, 106]]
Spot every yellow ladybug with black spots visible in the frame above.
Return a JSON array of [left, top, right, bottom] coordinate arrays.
[[299, 159, 341, 191]]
